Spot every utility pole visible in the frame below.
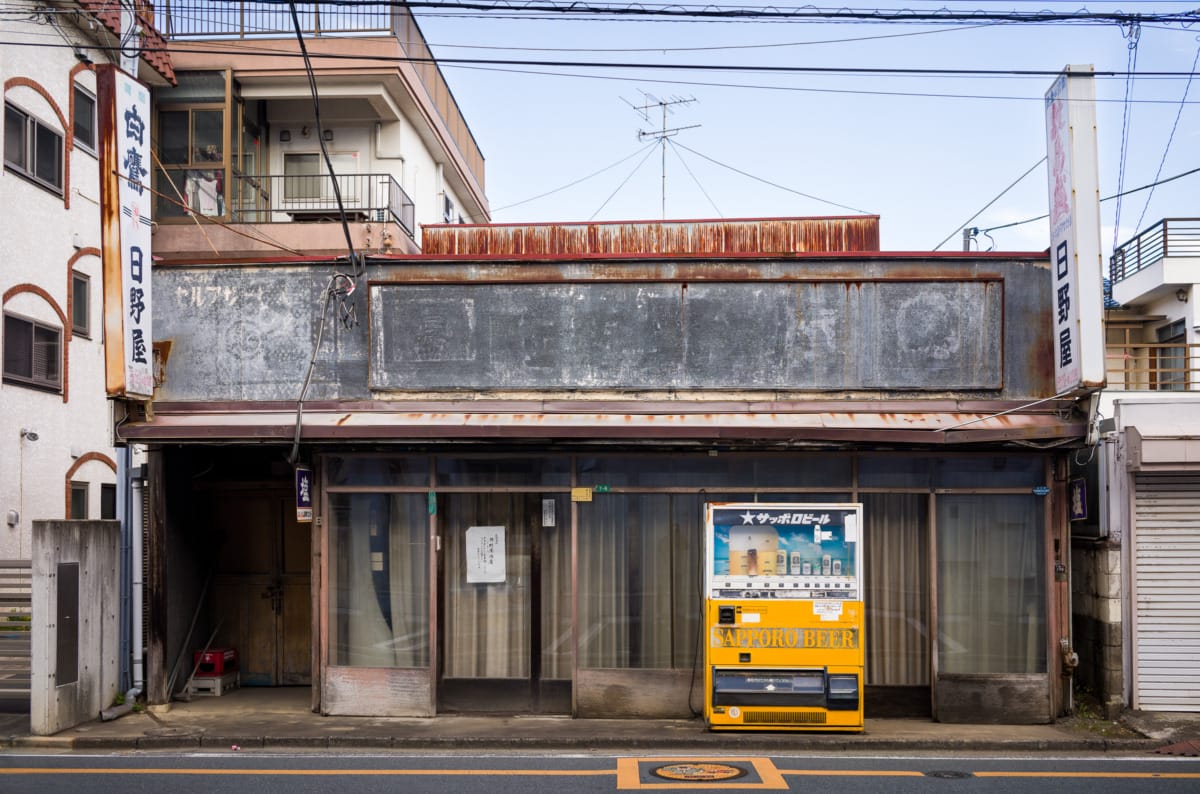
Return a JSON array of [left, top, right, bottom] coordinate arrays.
[[625, 94, 699, 219]]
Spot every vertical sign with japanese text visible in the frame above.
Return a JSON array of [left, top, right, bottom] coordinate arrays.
[[295, 465, 313, 523], [1045, 66, 1106, 395], [98, 66, 154, 399]]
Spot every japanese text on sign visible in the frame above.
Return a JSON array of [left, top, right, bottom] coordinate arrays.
[[465, 526, 506, 583]]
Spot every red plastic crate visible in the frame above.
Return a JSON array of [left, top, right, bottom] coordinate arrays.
[[193, 648, 238, 677]]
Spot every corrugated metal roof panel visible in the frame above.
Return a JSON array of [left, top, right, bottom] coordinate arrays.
[[422, 217, 880, 256]]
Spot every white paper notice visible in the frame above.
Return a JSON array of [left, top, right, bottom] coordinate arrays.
[[466, 526, 506, 583], [813, 600, 844, 621]]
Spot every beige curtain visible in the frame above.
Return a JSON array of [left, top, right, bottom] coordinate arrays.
[[936, 494, 1045, 674], [331, 493, 429, 668], [862, 493, 930, 686]]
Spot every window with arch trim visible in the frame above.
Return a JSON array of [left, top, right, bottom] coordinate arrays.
[[3, 311, 62, 391], [4, 101, 64, 194]]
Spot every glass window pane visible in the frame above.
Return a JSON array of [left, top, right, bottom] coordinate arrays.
[[325, 456, 429, 487], [328, 493, 429, 668], [72, 273, 89, 336], [859, 456, 932, 489], [156, 169, 189, 217], [4, 105, 25, 168], [936, 494, 1045, 674], [73, 86, 95, 150], [861, 493, 929, 686], [100, 483, 116, 520], [157, 71, 227, 103], [4, 315, 33, 379], [192, 109, 223, 162], [34, 325, 60, 383], [33, 121, 62, 188], [934, 456, 1043, 488], [577, 454, 849, 488], [70, 483, 87, 520], [435, 456, 569, 487], [579, 494, 699, 669], [159, 111, 188, 164]]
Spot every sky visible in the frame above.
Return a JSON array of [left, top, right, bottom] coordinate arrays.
[[411, 1, 1200, 255]]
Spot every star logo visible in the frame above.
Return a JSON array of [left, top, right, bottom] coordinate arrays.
[[740, 511, 755, 524]]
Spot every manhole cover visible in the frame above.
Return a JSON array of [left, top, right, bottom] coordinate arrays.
[[924, 770, 974, 779], [651, 763, 749, 782]]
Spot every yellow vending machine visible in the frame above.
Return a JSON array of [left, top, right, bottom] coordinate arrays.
[[704, 502, 865, 732]]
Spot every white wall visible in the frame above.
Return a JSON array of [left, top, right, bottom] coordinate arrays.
[[0, 6, 118, 560]]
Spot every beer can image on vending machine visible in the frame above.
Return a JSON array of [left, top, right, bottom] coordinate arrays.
[[728, 526, 779, 575]]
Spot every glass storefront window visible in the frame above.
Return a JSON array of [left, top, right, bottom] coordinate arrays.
[[328, 493, 429, 668], [326, 456, 429, 487], [436, 456, 570, 487], [576, 454, 850, 489], [860, 456, 933, 489], [936, 494, 1045, 674], [578, 493, 703, 669], [934, 456, 1043, 488]]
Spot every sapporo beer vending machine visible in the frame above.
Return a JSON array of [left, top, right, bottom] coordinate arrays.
[[704, 502, 865, 732]]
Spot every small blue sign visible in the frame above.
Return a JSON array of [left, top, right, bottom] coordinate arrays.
[[1033, 485, 1051, 497]]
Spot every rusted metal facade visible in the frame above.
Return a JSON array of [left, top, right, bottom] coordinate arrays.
[[420, 217, 880, 258]]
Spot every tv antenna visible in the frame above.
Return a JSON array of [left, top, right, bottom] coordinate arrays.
[[623, 93, 699, 219]]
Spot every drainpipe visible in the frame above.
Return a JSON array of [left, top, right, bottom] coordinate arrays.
[[118, 447, 132, 692], [131, 462, 145, 694]]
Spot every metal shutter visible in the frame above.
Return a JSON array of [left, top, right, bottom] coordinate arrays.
[[1133, 473, 1200, 711]]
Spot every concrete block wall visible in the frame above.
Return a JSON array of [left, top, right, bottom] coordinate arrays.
[[1071, 538, 1124, 718]]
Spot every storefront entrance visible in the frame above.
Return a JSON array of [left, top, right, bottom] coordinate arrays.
[[210, 491, 312, 686], [437, 493, 571, 713]]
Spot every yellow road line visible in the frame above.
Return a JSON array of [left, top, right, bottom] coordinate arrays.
[[974, 771, 1200, 779], [781, 770, 925, 776], [2, 768, 613, 776]]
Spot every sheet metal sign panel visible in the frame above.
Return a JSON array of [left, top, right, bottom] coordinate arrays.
[[1045, 66, 1105, 395], [99, 65, 154, 399]]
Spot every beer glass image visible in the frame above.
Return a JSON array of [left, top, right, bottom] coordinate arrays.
[[728, 526, 780, 575]]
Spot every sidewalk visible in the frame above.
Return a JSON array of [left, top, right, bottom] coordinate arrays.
[[2, 688, 1198, 754]]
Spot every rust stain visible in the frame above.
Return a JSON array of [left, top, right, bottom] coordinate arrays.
[[421, 217, 880, 257], [336, 414, 352, 426]]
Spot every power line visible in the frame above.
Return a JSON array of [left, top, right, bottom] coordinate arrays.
[[931, 157, 1046, 251], [195, 1, 1200, 26], [482, 141, 658, 218], [978, 163, 1200, 235], [670, 140, 872, 215], [1135, 40, 1200, 231]]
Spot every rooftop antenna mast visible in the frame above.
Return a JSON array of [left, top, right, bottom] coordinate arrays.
[[624, 93, 699, 219]]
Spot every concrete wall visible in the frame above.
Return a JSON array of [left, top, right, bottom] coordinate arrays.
[[1, 7, 119, 561], [30, 520, 120, 735], [1070, 539, 1124, 718]]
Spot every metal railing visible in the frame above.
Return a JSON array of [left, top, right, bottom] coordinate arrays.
[[232, 172, 415, 238], [159, 1, 485, 193], [1105, 342, 1200, 391], [1110, 218, 1200, 283], [0, 560, 31, 699]]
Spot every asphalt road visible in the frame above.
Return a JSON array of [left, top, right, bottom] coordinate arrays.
[[2, 752, 1199, 793]]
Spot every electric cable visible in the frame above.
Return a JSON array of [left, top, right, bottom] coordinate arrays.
[[1112, 19, 1141, 252], [930, 156, 1046, 251], [671, 140, 872, 215], [588, 143, 658, 220], [477, 140, 658, 219], [1135, 38, 1200, 232], [666, 137, 723, 218], [978, 163, 1200, 235]]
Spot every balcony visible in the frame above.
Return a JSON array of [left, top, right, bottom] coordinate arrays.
[[1105, 342, 1199, 391], [232, 172, 415, 238], [1109, 218, 1200, 306], [158, 1, 485, 194]]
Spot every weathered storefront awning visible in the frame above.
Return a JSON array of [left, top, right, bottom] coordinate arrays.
[[119, 399, 1085, 446]]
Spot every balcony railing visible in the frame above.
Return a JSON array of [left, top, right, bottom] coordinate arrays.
[[232, 172, 415, 239], [159, 1, 485, 193], [1110, 218, 1200, 283], [1105, 342, 1199, 391]]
